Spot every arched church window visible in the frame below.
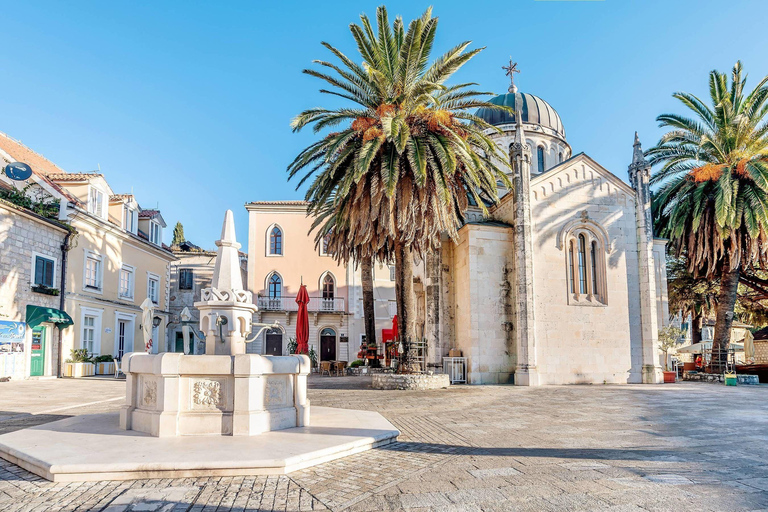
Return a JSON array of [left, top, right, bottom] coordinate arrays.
[[269, 226, 283, 255], [565, 226, 607, 304], [537, 146, 545, 173], [577, 234, 587, 295]]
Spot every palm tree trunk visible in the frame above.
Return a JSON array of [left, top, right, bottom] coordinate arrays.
[[394, 242, 416, 342], [361, 257, 377, 349], [712, 258, 740, 372]]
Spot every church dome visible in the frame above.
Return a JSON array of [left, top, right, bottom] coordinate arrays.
[[475, 92, 565, 138]]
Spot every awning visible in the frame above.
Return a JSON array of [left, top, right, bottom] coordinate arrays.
[[25, 305, 74, 329]]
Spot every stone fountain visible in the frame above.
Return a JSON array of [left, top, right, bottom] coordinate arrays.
[[0, 211, 398, 482], [119, 210, 309, 437]]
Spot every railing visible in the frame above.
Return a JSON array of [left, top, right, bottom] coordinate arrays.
[[443, 357, 467, 384], [256, 296, 345, 313]]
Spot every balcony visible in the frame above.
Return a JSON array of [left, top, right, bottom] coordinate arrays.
[[257, 296, 345, 313]]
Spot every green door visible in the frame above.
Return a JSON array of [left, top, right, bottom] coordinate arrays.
[[30, 326, 46, 377]]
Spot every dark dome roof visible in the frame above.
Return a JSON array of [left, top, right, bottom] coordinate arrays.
[[475, 92, 565, 137]]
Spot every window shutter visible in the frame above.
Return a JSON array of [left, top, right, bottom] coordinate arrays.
[[34, 257, 44, 285]]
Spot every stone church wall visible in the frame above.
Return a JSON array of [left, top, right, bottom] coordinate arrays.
[[450, 224, 515, 384], [527, 161, 641, 384]]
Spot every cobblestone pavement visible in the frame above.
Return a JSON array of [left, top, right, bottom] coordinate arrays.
[[1, 376, 768, 511]]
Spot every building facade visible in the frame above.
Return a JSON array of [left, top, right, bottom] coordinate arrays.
[[0, 132, 176, 374], [245, 201, 396, 362], [0, 198, 72, 379]]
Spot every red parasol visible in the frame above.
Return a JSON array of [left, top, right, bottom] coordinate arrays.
[[392, 315, 399, 341], [295, 284, 310, 354]]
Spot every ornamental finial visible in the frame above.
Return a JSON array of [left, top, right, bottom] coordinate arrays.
[[502, 57, 520, 93]]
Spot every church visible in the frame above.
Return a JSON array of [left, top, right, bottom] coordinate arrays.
[[415, 69, 670, 385], [247, 68, 670, 386]]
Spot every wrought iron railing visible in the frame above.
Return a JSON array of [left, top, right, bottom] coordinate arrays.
[[256, 296, 345, 313]]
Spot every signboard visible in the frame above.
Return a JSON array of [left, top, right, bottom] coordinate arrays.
[[3, 162, 33, 181], [0, 321, 26, 353]]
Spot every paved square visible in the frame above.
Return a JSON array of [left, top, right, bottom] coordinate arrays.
[[1, 377, 767, 511]]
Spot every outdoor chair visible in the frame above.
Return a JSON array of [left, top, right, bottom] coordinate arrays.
[[113, 358, 124, 379], [335, 361, 347, 376], [320, 361, 332, 376]]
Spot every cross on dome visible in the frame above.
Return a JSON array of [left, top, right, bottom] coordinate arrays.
[[502, 57, 520, 93]]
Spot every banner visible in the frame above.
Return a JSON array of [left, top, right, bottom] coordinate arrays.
[[0, 321, 26, 353]]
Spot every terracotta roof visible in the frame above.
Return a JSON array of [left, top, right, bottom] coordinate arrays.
[[110, 193, 135, 202], [0, 132, 80, 205], [139, 209, 160, 218], [46, 172, 102, 181]]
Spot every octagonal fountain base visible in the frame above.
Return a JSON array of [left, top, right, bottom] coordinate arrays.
[[0, 406, 398, 482]]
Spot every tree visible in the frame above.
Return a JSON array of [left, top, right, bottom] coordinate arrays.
[[361, 257, 377, 350], [658, 326, 686, 371], [172, 222, 185, 246], [288, 6, 510, 341], [665, 256, 718, 344], [649, 61, 768, 370]]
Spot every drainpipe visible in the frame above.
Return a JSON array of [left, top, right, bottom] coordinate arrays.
[[56, 230, 72, 378]]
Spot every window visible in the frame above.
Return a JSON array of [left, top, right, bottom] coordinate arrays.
[[559, 152, 564, 163], [322, 274, 335, 300], [537, 146, 545, 173], [147, 273, 160, 304], [268, 273, 282, 298], [83, 316, 96, 353], [577, 234, 587, 295], [119, 265, 134, 299], [123, 206, 137, 233], [320, 234, 331, 256], [89, 188, 104, 217], [179, 269, 194, 290], [33, 255, 55, 287], [84, 253, 102, 290], [150, 222, 162, 245], [269, 226, 282, 255], [565, 226, 607, 304], [389, 265, 396, 281]]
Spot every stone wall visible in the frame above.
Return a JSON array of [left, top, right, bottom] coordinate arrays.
[[371, 373, 450, 390], [0, 201, 69, 378], [755, 341, 768, 364]]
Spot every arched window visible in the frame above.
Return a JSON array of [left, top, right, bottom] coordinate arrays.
[[577, 234, 587, 295], [322, 274, 335, 299], [268, 273, 282, 298], [537, 146, 545, 173], [559, 152, 564, 163], [269, 226, 282, 255], [564, 226, 607, 304]]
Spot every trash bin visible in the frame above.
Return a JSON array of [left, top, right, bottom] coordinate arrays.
[[724, 371, 738, 386]]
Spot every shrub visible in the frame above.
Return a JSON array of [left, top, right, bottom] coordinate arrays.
[[349, 359, 364, 368], [92, 355, 113, 363], [67, 348, 93, 363]]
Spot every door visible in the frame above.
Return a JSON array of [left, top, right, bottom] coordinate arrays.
[[175, 331, 185, 353], [265, 329, 283, 356], [30, 326, 46, 377], [117, 320, 128, 359], [320, 328, 336, 361]]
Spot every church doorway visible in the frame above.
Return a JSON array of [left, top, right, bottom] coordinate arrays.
[[320, 327, 336, 361]]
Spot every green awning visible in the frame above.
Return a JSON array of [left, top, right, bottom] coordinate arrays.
[[25, 305, 74, 329]]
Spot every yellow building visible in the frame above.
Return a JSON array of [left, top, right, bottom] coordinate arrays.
[[0, 133, 176, 371]]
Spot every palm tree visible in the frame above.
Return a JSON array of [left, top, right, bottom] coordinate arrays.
[[288, 6, 511, 341], [649, 61, 768, 369], [665, 257, 718, 345]]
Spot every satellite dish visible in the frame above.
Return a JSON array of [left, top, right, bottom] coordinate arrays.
[[4, 162, 33, 181]]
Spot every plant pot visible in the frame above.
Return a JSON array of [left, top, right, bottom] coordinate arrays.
[[95, 362, 115, 375], [662, 371, 676, 383], [63, 362, 95, 378]]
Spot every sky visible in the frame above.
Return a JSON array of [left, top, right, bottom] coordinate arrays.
[[1, 0, 767, 248]]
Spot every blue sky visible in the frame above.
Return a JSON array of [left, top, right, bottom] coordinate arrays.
[[1, 0, 767, 248]]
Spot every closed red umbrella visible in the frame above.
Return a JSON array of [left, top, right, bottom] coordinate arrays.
[[392, 315, 398, 341], [295, 285, 310, 354]]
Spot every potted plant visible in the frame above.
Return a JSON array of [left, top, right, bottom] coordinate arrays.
[[658, 326, 686, 383], [63, 349, 95, 378], [287, 337, 298, 355], [308, 347, 318, 372], [92, 354, 115, 375]]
